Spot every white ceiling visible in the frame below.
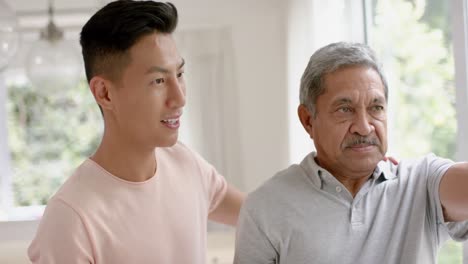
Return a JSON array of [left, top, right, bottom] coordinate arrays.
[[3, 0, 109, 35], [3, 0, 269, 38], [5, 0, 105, 13]]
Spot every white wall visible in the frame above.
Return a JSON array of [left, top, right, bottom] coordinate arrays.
[[286, 0, 366, 164], [173, 0, 290, 191]]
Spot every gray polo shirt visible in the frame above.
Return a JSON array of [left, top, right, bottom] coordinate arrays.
[[234, 153, 468, 264]]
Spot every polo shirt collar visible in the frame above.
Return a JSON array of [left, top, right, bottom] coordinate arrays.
[[300, 151, 397, 188]]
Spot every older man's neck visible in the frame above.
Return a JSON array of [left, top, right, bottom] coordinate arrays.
[[333, 173, 373, 197], [315, 158, 374, 197]]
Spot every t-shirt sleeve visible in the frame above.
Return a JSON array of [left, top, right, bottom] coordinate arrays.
[[28, 198, 94, 264], [186, 146, 228, 213], [206, 164, 228, 213], [426, 154, 468, 242], [234, 200, 278, 264]]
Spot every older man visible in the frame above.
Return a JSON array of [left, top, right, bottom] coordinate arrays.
[[234, 42, 468, 264]]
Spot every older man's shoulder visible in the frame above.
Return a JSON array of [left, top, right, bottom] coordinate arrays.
[[244, 164, 309, 209]]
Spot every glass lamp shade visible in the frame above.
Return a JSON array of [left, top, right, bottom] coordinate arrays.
[[0, 0, 20, 71], [26, 39, 82, 93]]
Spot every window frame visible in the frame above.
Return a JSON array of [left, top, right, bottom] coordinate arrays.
[[0, 73, 14, 223], [450, 0, 468, 262]]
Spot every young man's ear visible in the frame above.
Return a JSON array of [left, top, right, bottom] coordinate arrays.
[[89, 76, 113, 111], [298, 104, 314, 139]]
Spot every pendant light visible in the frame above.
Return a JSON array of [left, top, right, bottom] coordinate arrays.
[[25, 0, 81, 93]]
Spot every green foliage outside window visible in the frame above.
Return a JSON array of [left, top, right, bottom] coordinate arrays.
[[439, 241, 463, 264], [372, 0, 456, 160], [7, 79, 102, 206]]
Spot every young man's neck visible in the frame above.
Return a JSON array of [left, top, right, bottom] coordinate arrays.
[[91, 133, 157, 182]]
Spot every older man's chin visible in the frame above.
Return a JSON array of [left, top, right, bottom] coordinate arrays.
[[343, 148, 384, 168]]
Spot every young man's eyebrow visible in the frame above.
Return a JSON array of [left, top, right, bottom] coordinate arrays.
[[145, 58, 185, 74], [178, 58, 185, 69]]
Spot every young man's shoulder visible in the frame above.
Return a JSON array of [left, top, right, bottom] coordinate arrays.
[[48, 158, 120, 215]]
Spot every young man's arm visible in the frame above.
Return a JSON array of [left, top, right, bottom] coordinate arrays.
[[439, 162, 468, 222], [208, 185, 245, 226], [28, 199, 93, 264]]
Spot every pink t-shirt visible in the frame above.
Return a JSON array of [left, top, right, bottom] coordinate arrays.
[[28, 142, 228, 264]]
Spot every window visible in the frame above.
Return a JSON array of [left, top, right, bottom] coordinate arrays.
[[1, 60, 102, 220], [365, 0, 465, 262]]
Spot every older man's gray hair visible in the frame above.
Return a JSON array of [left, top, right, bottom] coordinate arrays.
[[299, 42, 388, 116]]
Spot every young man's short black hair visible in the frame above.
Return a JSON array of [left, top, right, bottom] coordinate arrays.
[[80, 0, 178, 83]]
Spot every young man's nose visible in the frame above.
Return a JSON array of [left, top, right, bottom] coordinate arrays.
[[166, 78, 186, 108]]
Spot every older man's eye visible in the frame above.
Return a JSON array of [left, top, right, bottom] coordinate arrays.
[[372, 105, 385, 111], [339, 107, 352, 113]]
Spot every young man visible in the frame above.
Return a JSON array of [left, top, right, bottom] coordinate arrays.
[[28, 1, 244, 263], [234, 42, 468, 263]]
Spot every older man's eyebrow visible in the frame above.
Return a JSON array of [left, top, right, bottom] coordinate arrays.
[[145, 58, 185, 74], [372, 96, 386, 104], [332, 97, 353, 106]]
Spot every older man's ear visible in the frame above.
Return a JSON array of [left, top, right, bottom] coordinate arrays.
[[298, 104, 314, 139]]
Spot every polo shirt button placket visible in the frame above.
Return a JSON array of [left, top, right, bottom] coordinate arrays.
[[350, 205, 364, 226]]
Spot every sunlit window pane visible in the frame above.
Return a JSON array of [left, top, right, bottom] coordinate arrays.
[[6, 75, 102, 211], [367, 0, 461, 263]]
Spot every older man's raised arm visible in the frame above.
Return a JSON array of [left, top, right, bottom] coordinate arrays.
[[440, 162, 468, 222]]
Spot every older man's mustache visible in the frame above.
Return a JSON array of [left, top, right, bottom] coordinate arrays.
[[343, 136, 381, 148]]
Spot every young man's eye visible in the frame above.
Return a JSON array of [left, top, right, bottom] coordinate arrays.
[[177, 72, 184, 78], [153, 78, 165, 84]]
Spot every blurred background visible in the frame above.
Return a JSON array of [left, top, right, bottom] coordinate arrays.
[[0, 0, 467, 263]]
